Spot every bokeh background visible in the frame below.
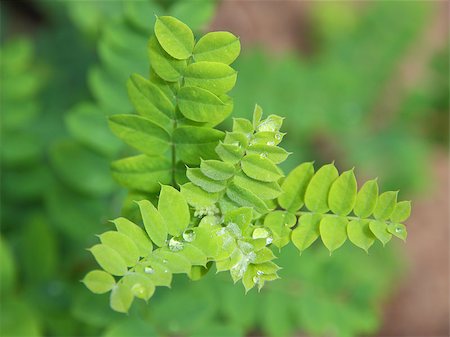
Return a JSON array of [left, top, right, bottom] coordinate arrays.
[[1, 1, 448, 336]]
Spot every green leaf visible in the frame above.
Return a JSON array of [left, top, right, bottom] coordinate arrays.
[[112, 217, 153, 257], [83, 270, 116, 294], [264, 211, 296, 248], [232, 118, 253, 135], [373, 191, 398, 220], [180, 182, 220, 208], [184, 61, 237, 95], [127, 74, 174, 132], [187, 168, 227, 193], [110, 283, 134, 313], [89, 244, 128, 276], [278, 162, 314, 212], [65, 103, 121, 157], [241, 154, 283, 182], [153, 249, 191, 274], [390, 201, 411, 223], [178, 243, 207, 266], [252, 131, 285, 146], [304, 163, 339, 213], [174, 126, 224, 165], [191, 226, 220, 258], [111, 155, 172, 193], [353, 179, 378, 218], [226, 182, 269, 216], [246, 144, 290, 164], [224, 207, 253, 232], [122, 273, 155, 301], [139, 259, 172, 287], [387, 223, 407, 241], [108, 115, 170, 156], [319, 216, 348, 253], [193, 31, 240, 65], [136, 200, 168, 247], [234, 173, 282, 200], [155, 16, 194, 59], [158, 185, 190, 237], [200, 159, 235, 181], [369, 220, 392, 246], [252, 104, 263, 129], [254, 247, 277, 264], [256, 115, 284, 132], [178, 86, 233, 125], [291, 213, 322, 252], [99, 231, 140, 267], [347, 220, 375, 253], [148, 36, 187, 82], [328, 169, 357, 216], [215, 142, 245, 164]]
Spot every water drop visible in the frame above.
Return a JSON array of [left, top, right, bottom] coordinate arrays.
[[265, 236, 273, 245], [252, 227, 270, 239], [163, 259, 168, 264], [238, 240, 254, 254], [266, 141, 275, 146], [252, 276, 260, 284], [131, 283, 145, 296], [164, 269, 169, 273], [256, 270, 264, 276], [232, 141, 240, 147], [169, 237, 184, 252], [395, 227, 402, 233], [260, 152, 268, 159], [183, 229, 196, 242], [226, 222, 243, 238], [275, 133, 282, 140], [144, 267, 154, 274]]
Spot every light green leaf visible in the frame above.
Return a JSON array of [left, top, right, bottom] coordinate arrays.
[[319, 216, 348, 253], [390, 201, 411, 223], [112, 217, 153, 258], [89, 244, 128, 276], [304, 163, 339, 213], [193, 31, 240, 65], [256, 115, 284, 133], [369, 220, 392, 246], [254, 248, 277, 264], [291, 213, 322, 253], [246, 144, 290, 164], [264, 211, 296, 248], [187, 168, 227, 193], [200, 159, 235, 181], [191, 226, 220, 258], [178, 86, 233, 124], [139, 259, 172, 287], [178, 243, 207, 266], [232, 118, 253, 134], [180, 182, 220, 208], [111, 155, 172, 193], [148, 36, 186, 82], [234, 173, 282, 200], [224, 207, 253, 232], [215, 142, 245, 164], [108, 115, 170, 156], [347, 220, 375, 253], [278, 162, 314, 212], [158, 185, 190, 236], [328, 169, 357, 216], [83, 270, 115, 294], [155, 16, 194, 59], [122, 273, 155, 301], [174, 126, 223, 165], [241, 154, 283, 182], [110, 283, 134, 313], [373, 191, 398, 220], [387, 223, 407, 241], [99, 231, 140, 267], [224, 131, 249, 148], [153, 249, 191, 274], [354, 179, 378, 218], [252, 104, 263, 129], [136, 200, 168, 247], [127, 74, 174, 132], [184, 61, 237, 95], [226, 182, 269, 216]]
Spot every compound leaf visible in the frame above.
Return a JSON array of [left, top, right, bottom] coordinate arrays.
[[110, 283, 134, 313], [187, 168, 227, 193], [200, 159, 235, 181], [373, 191, 398, 220], [112, 217, 153, 257], [347, 220, 375, 253], [354, 179, 378, 218], [291, 213, 322, 253], [304, 163, 339, 213], [99, 231, 140, 267], [89, 244, 128, 276], [83, 270, 116, 294], [278, 162, 314, 212], [369, 220, 392, 246], [193, 31, 240, 64], [148, 35, 186, 82], [158, 185, 190, 236], [184, 61, 237, 95], [155, 16, 194, 59], [137, 200, 168, 247], [328, 169, 357, 216], [390, 201, 411, 223], [241, 154, 283, 182], [319, 216, 348, 254]]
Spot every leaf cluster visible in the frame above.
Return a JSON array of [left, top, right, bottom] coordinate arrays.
[[84, 16, 412, 313]]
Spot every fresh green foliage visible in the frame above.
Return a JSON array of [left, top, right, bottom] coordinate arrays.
[[84, 16, 411, 313]]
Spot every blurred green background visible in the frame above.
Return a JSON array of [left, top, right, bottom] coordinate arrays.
[[1, 1, 448, 337]]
